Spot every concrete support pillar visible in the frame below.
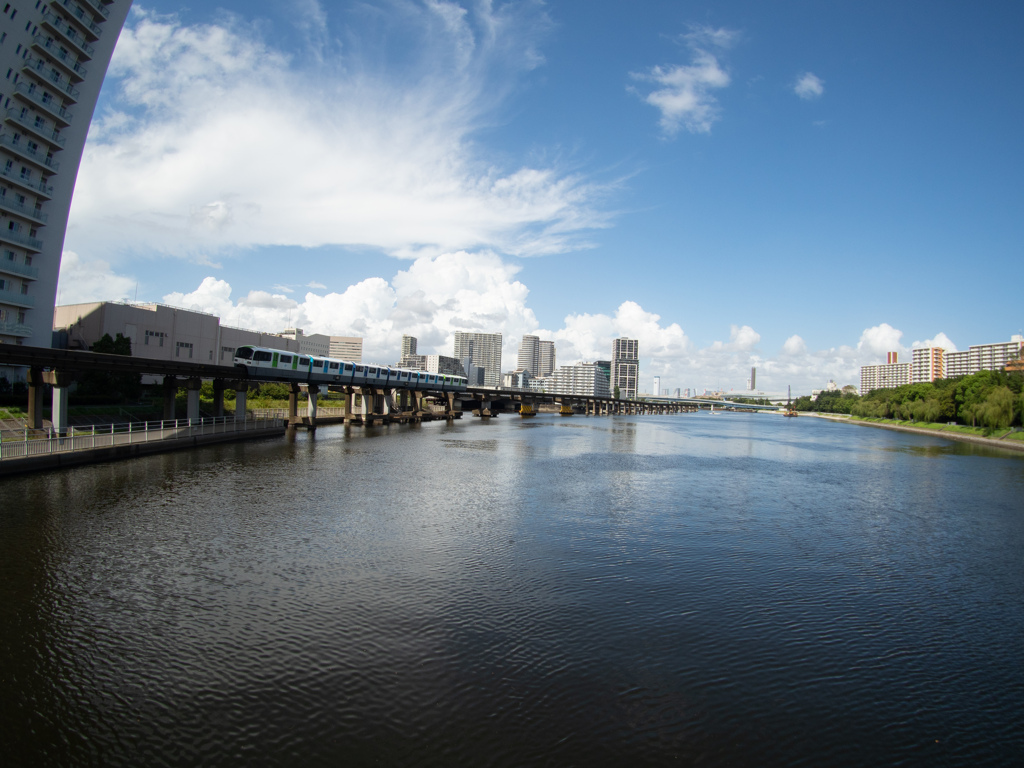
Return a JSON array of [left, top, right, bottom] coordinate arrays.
[[233, 381, 248, 421], [162, 376, 178, 421], [446, 392, 456, 420], [344, 387, 354, 421], [43, 370, 73, 436], [288, 382, 301, 425], [26, 366, 44, 429], [359, 387, 373, 422], [185, 378, 202, 421], [382, 389, 391, 416], [307, 384, 320, 423], [212, 379, 226, 418]]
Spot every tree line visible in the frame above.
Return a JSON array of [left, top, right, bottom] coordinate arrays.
[[793, 369, 1024, 431]]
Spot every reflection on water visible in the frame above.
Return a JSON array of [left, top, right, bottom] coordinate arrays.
[[1, 412, 1022, 767]]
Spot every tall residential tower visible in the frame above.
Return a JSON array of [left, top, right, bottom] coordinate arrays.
[[0, 0, 133, 365], [453, 330, 502, 387], [612, 337, 638, 399]]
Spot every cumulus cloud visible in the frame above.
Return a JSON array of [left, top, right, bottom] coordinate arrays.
[[630, 25, 735, 135], [782, 335, 807, 355], [794, 72, 824, 100], [912, 332, 958, 352], [57, 251, 137, 305], [67, 5, 608, 261]]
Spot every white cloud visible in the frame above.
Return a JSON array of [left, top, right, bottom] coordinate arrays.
[[67, 6, 608, 262], [782, 334, 807, 355], [912, 332, 958, 352], [631, 25, 735, 135], [794, 72, 824, 100], [856, 322, 903, 357], [57, 251, 137, 305]]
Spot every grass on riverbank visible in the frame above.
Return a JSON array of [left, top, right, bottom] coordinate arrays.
[[847, 415, 1023, 441]]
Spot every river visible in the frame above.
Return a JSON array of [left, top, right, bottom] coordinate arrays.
[[2, 412, 1022, 767]]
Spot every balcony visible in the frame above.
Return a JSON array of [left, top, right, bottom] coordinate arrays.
[[78, 0, 111, 20], [0, 259, 40, 280], [5, 109, 67, 150], [23, 57, 81, 103], [0, 320, 32, 338], [31, 36, 88, 82], [55, 0, 104, 41], [0, 165, 53, 200], [14, 83, 74, 128], [0, 228, 44, 253], [41, 13, 97, 60], [0, 133, 61, 173], [0, 194, 48, 225], [0, 288, 36, 309]]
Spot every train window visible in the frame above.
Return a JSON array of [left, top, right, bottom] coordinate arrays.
[[355, 365, 364, 373], [254, 351, 272, 362], [236, 347, 254, 360], [328, 362, 339, 371], [280, 355, 292, 364], [299, 358, 309, 366]]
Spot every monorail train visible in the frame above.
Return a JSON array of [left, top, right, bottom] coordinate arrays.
[[233, 345, 468, 392]]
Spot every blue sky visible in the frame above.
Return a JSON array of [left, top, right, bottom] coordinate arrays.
[[57, 0, 1023, 394]]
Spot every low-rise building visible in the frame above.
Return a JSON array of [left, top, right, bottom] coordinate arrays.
[[52, 302, 300, 367]]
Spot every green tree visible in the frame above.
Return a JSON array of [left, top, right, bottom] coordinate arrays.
[[77, 333, 142, 401], [979, 386, 1015, 431]]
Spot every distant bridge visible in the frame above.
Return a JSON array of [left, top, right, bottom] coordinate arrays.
[[0, 346, 775, 433]]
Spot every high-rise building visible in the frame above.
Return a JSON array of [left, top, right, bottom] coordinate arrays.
[[652, 376, 660, 397], [861, 353, 912, 395], [612, 337, 639, 399], [516, 334, 555, 378], [943, 336, 1023, 378], [517, 334, 538, 375], [0, 0, 133, 367], [911, 347, 944, 383], [537, 339, 555, 378], [401, 334, 417, 358], [547, 362, 610, 398], [749, 367, 756, 391], [453, 331, 502, 387]]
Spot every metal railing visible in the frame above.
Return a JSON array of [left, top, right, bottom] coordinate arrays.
[[0, 415, 284, 460]]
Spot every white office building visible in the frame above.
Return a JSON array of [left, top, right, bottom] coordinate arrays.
[[0, 0, 132, 365]]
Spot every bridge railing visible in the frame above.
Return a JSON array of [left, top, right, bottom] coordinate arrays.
[[0, 415, 284, 460]]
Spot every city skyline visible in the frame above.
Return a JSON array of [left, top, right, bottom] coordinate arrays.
[[47, 1, 1022, 393]]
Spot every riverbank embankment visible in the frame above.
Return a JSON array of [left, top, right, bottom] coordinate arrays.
[[810, 413, 1024, 453]]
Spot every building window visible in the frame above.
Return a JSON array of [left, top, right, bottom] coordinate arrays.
[[145, 330, 166, 347], [176, 341, 193, 359]]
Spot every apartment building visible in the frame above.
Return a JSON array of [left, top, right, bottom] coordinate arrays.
[[612, 337, 639, 399], [0, 0, 132, 360], [453, 331, 502, 387]]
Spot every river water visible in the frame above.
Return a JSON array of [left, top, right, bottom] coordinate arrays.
[[2, 412, 1022, 767]]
